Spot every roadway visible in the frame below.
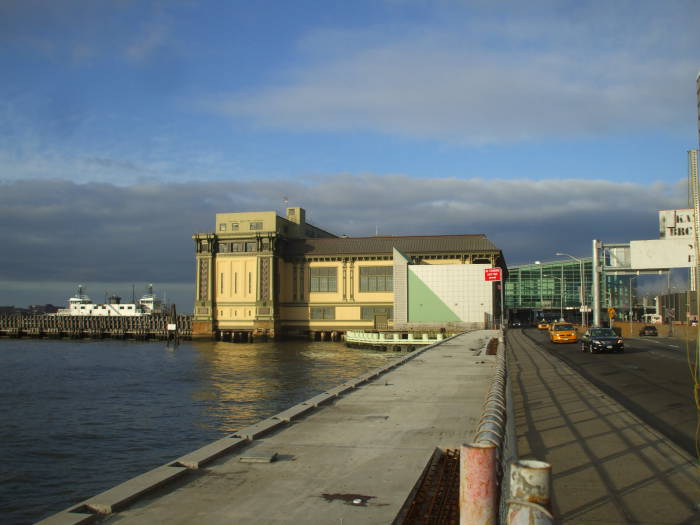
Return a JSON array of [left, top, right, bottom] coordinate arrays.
[[520, 327, 698, 457]]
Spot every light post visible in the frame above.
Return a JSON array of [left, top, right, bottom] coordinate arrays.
[[551, 276, 564, 321], [556, 252, 587, 326], [629, 275, 639, 337], [534, 261, 543, 316]]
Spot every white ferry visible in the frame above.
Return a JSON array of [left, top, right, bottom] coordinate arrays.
[[55, 285, 162, 317]]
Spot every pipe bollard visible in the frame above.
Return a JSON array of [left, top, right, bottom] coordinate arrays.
[[507, 459, 553, 525], [460, 442, 497, 525]]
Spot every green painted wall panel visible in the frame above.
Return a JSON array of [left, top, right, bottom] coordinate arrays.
[[408, 269, 460, 322]]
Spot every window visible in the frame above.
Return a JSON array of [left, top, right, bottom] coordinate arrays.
[[250, 221, 263, 230], [219, 223, 227, 231], [359, 266, 393, 292], [361, 306, 393, 320], [311, 306, 334, 320], [231, 223, 239, 231], [245, 241, 257, 252], [310, 267, 337, 292], [219, 242, 229, 253], [232, 242, 243, 252]]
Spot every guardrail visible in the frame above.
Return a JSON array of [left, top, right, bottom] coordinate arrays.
[[460, 333, 553, 525]]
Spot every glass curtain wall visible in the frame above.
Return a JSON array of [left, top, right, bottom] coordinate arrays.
[[505, 259, 639, 319]]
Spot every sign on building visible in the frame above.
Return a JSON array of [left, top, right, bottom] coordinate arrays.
[[484, 268, 502, 282]]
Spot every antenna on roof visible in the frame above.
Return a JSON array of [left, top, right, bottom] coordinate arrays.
[[375, 224, 379, 236]]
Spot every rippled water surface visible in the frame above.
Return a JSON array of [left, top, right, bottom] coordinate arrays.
[[0, 338, 393, 524]]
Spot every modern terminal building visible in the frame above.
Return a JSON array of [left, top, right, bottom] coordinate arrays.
[[505, 258, 643, 324], [192, 207, 506, 339]]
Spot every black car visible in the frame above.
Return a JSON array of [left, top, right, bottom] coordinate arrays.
[[580, 328, 624, 353], [639, 325, 658, 336], [510, 320, 522, 328]]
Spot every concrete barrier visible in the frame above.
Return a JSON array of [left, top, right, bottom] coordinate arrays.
[[302, 392, 337, 407], [82, 465, 189, 514], [271, 402, 317, 422], [174, 437, 249, 469], [234, 418, 288, 440]]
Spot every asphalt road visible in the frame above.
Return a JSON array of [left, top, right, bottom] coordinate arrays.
[[519, 327, 698, 457]]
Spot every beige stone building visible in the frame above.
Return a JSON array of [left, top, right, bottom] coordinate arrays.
[[192, 208, 505, 339]]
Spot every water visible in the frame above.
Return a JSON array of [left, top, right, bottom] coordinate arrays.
[[0, 338, 393, 524]]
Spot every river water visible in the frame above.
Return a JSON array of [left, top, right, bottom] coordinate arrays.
[[0, 338, 393, 524]]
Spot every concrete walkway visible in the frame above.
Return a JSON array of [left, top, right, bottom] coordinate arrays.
[[77, 331, 498, 524], [508, 329, 700, 524]]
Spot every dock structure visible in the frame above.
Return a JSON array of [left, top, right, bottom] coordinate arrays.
[[344, 329, 448, 351], [37, 330, 500, 524], [0, 314, 192, 340]]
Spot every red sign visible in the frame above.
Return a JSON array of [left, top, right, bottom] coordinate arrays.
[[484, 268, 502, 282]]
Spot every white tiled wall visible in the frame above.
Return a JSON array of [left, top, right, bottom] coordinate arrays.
[[411, 264, 493, 323]]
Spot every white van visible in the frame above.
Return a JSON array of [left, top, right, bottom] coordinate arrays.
[[642, 313, 662, 324]]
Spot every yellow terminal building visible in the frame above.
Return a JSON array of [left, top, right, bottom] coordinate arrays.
[[192, 207, 506, 340]]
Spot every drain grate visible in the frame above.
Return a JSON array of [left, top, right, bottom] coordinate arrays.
[[395, 448, 460, 524]]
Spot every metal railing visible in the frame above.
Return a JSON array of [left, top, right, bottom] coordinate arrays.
[[460, 332, 553, 524]]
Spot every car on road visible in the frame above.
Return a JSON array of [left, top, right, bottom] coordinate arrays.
[[537, 320, 550, 330], [549, 322, 577, 343], [638, 325, 658, 336], [510, 320, 523, 328], [580, 328, 624, 353]]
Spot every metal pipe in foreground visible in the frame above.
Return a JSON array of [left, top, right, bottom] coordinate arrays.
[[507, 459, 553, 525], [460, 442, 497, 525]]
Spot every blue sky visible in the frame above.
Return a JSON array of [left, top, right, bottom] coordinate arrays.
[[1, 0, 699, 309]]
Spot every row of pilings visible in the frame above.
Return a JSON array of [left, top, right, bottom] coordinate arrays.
[[0, 314, 192, 340]]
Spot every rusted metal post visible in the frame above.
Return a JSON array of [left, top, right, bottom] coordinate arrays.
[[507, 459, 553, 525], [460, 442, 497, 525]]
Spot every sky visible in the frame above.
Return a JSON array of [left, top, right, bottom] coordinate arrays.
[[1, 0, 699, 311]]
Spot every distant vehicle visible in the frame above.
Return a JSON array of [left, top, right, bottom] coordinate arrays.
[[641, 313, 662, 324], [537, 320, 550, 330], [510, 320, 522, 328], [580, 328, 624, 353], [549, 323, 577, 344], [639, 325, 658, 336]]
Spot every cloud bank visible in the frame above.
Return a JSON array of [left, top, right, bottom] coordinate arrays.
[[0, 175, 685, 309]]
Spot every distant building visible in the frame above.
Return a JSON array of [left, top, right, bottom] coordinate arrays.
[[192, 207, 506, 339]]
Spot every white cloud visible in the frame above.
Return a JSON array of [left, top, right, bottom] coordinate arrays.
[[211, 3, 699, 144], [125, 22, 170, 63]]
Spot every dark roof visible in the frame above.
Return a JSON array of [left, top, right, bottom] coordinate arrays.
[[282, 234, 501, 257]]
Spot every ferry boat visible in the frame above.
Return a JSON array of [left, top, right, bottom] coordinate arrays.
[[55, 285, 163, 316]]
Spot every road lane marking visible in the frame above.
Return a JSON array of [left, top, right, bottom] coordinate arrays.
[[638, 338, 679, 349]]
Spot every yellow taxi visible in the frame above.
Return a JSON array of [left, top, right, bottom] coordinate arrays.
[[537, 320, 550, 330], [549, 322, 577, 343]]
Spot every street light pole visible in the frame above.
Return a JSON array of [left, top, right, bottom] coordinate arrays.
[[552, 276, 564, 321], [535, 261, 543, 314], [556, 252, 586, 326], [629, 275, 639, 337]]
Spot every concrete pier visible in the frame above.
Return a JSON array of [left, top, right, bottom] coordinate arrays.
[[38, 330, 498, 524]]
